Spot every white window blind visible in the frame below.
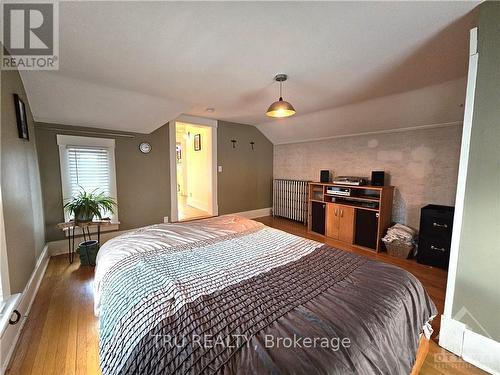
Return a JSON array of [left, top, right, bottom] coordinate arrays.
[[57, 135, 118, 223], [67, 146, 111, 198]]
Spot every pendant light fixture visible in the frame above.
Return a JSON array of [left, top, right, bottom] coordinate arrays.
[[266, 74, 296, 118]]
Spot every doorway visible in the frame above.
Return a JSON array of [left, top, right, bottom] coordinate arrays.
[[169, 116, 218, 222]]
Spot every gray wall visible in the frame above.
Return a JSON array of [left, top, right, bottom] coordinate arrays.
[[274, 125, 462, 229], [36, 120, 273, 242], [1, 69, 46, 293], [452, 2, 500, 341], [35, 123, 171, 241], [217, 121, 273, 214]]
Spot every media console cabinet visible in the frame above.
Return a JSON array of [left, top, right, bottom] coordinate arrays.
[[307, 182, 394, 252]]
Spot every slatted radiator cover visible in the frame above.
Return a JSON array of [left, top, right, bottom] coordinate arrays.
[[273, 179, 310, 224]]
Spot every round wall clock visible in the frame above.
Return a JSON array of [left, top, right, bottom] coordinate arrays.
[[139, 142, 152, 154]]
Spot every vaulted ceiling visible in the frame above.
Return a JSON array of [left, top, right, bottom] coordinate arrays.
[[20, 1, 478, 143]]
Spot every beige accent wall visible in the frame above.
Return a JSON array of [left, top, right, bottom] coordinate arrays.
[[1, 69, 46, 294], [35, 122, 171, 242], [217, 121, 273, 214], [452, 1, 500, 341], [274, 125, 462, 229]]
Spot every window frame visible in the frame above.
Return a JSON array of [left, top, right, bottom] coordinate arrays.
[[57, 135, 119, 227]]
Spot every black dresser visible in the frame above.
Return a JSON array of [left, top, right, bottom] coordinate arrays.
[[417, 204, 454, 269]]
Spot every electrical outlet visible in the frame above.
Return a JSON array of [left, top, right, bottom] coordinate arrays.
[[163, 216, 169, 223]]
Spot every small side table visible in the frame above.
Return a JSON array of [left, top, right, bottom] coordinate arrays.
[[56, 220, 118, 263]]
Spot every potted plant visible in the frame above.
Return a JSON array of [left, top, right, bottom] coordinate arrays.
[[63, 189, 116, 266], [63, 188, 116, 223]]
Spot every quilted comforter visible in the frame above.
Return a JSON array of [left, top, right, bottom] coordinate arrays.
[[94, 215, 436, 375]]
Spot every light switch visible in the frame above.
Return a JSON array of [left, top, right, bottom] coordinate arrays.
[[218, 166, 223, 172]]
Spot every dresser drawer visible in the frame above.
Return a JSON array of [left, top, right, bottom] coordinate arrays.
[[420, 215, 453, 240], [419, 204, 454, 239], [417, 238, 450, 269]]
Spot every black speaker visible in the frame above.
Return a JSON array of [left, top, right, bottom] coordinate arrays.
[[371, 171, 385, 186], [320, 170, 330, 183]]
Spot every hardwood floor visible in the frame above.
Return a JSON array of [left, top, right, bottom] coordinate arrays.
[[7, 216, 486, 375], [7, 255, 99, 375], [178, 195, 210, 221]]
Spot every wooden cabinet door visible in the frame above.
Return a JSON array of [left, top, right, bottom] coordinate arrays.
[[338, 206, 355, 243], [326, 203, 340, 239]]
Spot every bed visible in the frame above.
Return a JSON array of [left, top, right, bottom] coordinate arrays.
[[94, 215, 436, 375]]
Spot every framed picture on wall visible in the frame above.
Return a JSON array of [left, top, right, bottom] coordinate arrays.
[[13, 94, 29, 140], [194, 134, 201, 151]]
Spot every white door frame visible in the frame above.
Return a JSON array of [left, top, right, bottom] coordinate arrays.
[[169, 115, 218, 222], [442, 27, 478, 319]]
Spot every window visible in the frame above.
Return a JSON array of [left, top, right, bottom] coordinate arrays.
[[57, 135, 118, 224]]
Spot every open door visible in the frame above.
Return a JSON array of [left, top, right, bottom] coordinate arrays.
[[169, 115, 218, 222]]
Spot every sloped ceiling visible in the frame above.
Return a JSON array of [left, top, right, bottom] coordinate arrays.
[[20, 1, 478, 141]]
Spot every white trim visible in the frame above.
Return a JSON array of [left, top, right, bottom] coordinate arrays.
[[273, 121, 462, 145], [211, 126, 218, 217], [438, 28, 500, 375], [443, 27, 478, 318], [169, 122, 178, 222], [439, 316, 500, 375], [469, 27, 478, 56], [462, 329, 500, 374], [439, 314, 467, 356], [232, 207, 272, 219], [175, 114, 218, 128], [56, 134, 116, 149], [1, 245, 49, 375], [170, 115, 218, 222], [0, 294, 20, 337]]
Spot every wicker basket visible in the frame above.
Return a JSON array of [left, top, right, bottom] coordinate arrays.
[[383, 239, 414, 259]]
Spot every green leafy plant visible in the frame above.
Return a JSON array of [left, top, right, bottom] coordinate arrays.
[[63, 188, 116, 223]]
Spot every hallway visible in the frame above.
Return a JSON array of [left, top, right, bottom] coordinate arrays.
[[177, 194, 210, 221]]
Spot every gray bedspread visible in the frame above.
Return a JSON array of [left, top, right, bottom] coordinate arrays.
[[96, 215, 436, 375]]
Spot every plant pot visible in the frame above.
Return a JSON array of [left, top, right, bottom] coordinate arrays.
[[78, 240, 99, 266], [75, 212, 94, 224]]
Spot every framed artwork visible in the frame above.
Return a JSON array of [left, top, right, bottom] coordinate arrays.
[[13, 94, 29, 140], [194, 134, 201, 151]]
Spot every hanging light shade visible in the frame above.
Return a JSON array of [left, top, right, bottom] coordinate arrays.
[[266, 74, 296, 118]]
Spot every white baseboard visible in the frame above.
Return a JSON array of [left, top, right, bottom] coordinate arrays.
[[462, 330, 500, 374], [233, 207, 272, 219], [1, 245, 49, 375], [439, 315, 500, 374], [439, 314, 467, 356]]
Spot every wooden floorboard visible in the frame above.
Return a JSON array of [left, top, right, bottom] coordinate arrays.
[[6, 216, 486, 375]]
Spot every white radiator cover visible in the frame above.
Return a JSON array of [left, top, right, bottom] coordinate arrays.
[[273, 179, 309, 224]]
